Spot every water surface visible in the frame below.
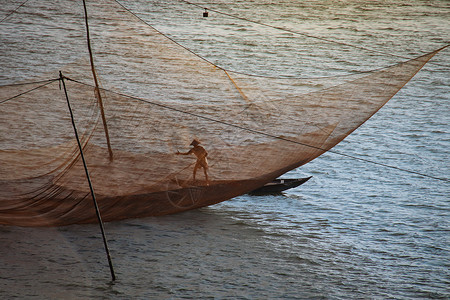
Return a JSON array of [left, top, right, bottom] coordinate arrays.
[[0, 0, 448, 298]]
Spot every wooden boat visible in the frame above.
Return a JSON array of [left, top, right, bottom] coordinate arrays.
[[248, 177, 312, 195]]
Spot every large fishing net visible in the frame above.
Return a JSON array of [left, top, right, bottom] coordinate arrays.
[[0, 0, 442, 226]]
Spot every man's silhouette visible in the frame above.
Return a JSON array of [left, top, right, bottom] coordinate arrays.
[[176, 139, 209, 185]]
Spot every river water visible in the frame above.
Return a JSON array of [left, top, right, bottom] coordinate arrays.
[[0, 0, 449, 299]]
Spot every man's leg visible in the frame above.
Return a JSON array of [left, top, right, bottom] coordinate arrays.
[[203, 167, 209, 185], [193, 164, 199, 181]]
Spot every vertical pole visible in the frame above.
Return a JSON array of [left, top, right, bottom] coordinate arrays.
[[82, 0, 113, 161], [60, 72, 116, 281]]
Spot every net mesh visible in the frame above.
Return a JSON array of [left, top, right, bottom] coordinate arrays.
[[0, 0, 440, 226]]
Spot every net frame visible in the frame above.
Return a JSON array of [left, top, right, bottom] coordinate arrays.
[[0, 0, 444, 226]]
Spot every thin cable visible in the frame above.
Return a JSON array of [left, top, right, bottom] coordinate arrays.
[[178, 0, 449, 67], [114, 0, 395, 80], [113, 1, 220, 70], [0, 78, 59, 88], [0, 0, 29, 24], [64, 76, 449, 183], [0, 78, 59, 104]]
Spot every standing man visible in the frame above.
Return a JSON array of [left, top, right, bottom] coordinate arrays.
[[176, 139, 209, 185]]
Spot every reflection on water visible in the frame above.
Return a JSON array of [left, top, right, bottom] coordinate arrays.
[[1, 184, 448, 299]]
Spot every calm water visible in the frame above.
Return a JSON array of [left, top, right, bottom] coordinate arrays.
[[0, 0, 449, 299]]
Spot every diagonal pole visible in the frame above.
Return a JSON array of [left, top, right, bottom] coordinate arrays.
[[60, 71, 116, 281], [82, 0, 113, 161]]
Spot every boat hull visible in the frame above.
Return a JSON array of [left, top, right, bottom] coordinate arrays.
[[248, 177, 312, 195]]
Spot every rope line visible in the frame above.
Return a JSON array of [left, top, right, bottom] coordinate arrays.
[[0, 78, 60, 88], [113, 1, 222, 71], [177, 0, 449, 68], [0, 78, 59, 104], [63, 76, 449, 183], [0, 0, 29, 24], [114, 0, 410, 80]]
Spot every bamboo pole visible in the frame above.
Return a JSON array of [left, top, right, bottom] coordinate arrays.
[[82, 0, 113, 161], [60, 72, 116, 281]]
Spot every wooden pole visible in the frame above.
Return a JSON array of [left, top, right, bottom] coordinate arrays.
[[60, 72, 116, 281], [82, 0, 113, 161]]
